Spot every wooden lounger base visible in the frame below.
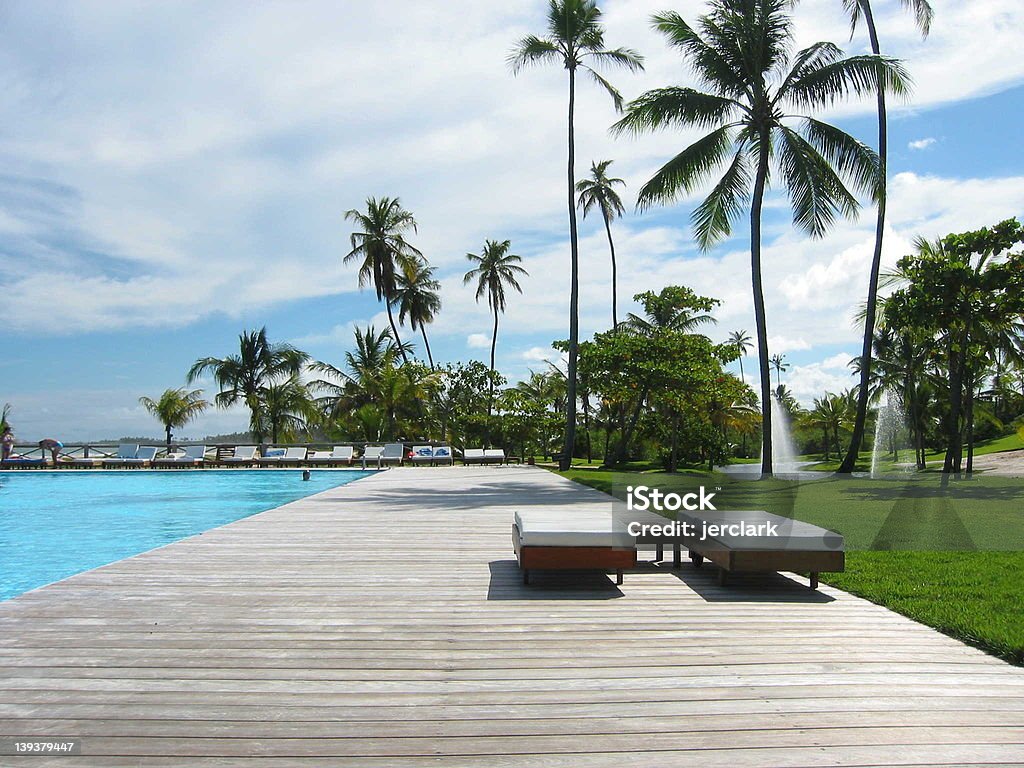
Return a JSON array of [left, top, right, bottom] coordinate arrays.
[[513, 524, 637, 586], [680, 544, 844, 589]]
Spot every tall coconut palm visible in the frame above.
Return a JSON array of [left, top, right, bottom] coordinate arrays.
[[138, 388, 210, 448], [770, 353, 789, 388], [837, 0, 933, 474], [613, 0, 908, 475], [394, 258, 442, 370], [344, 197, 422, 365], [576, 159, 627, 331], [464, 239, 528, 413], [728, 329, 753, 385], [188, 327, 309, 443], [510, 0, 644, 471]]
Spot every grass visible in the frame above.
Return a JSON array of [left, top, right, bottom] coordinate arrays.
[[791, 431, 1024, 470], [554, 464, 1024, 665]]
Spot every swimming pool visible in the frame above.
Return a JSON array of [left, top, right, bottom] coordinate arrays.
[[0, 469, 371, 600]]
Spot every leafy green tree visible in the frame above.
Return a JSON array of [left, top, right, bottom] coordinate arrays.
[[394, 258, 442, 370], [464, 239, 527, 413], [510, 0, 643, 471], [613, 0, 907, 475], [344, 197, 422, 365], [576, 159, 627, 331], [833, 0, 933, 474], [883, 219, 1024, 476], [623, 286, 718, 336], [433, 361, 506, 447], [138, 388, 209, 448], [188, 328, 308, 443]]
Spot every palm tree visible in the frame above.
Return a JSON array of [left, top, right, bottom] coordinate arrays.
[[613, 0, 908, 475], [260, 375, 317, 444], [394, 258, 442, 370], [188, 327, 309, 443], [622, 288, 718, 336], [138, 388, 210, 448], [344, 197, 422, 365], [770, 353, 789, 388], [728, 330, 752, 385], [576, 159, 627, 331], [464, 240, 528, 413], [510, 0, 644, 471], [835, 0, 932, 474]]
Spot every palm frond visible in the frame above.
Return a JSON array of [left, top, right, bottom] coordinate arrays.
[[782, 53, 912, 110], [776, 125, 859, 238], [508, 35, 562, 73], [635, 125, 735, 210], [613, 87, 739, 135], [650, 10, 748, 98], [802, 118, 880, 200], [692, 149, 750, 251]]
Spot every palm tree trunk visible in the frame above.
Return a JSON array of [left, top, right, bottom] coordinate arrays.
[[839, 0, 886, 474], [165, 424, 172, 449], [560, 66, 580, 472], [965, 372, 976, 477], [385, 302, 410, 366], [602, 210, 618, 332], [420, 325, 435, 370], [488, 304, 499, 417], [751, 133, 773, 478]]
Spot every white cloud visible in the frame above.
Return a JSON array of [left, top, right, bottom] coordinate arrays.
[[785, 363, 858, 405], [521, 346, 558, 363], [466, 333, 491, 349], [909, 137, 937, 150], [821, 352, 857, 370]]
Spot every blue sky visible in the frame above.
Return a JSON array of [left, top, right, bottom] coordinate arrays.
[[2, 0, 1023, 441]]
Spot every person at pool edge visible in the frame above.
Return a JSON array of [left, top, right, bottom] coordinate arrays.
[[38, 438, 63, 466], [1, 425, 14, 461]]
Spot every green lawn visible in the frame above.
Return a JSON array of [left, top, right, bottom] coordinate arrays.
[[555, 465, 1024, 665], [793, 431, 1024, 470]]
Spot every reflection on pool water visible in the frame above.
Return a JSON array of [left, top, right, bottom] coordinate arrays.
[[0, 469, 371, 600]]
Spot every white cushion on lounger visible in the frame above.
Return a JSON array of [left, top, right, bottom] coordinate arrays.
[[514, 510, 635, 549]]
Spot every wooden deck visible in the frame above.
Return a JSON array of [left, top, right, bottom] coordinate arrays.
[[1, 466, 1022, 766]]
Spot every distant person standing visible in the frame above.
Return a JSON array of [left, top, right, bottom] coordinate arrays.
[[1, 426, 14, 461], [38, 438, 63, 466]]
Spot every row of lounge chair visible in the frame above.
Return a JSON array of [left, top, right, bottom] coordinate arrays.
[[2, 442, 516, 468]]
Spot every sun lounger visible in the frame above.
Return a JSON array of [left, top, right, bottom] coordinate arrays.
[[432, 446, 454, 465], [463, 448, 486, 464], [1, 448, 45, 467], [671, 509, 845, 589], [410, 445, 434, 464], [513, 509, 637, 585], [222, 446, 259, 466], [484, 448, 506, 464], [102, 443, 141, 468], [361, 445, 384, 469], [258, 447, 307, 466], [379, 443, 405, 467], [105, 445, 158, 468], [152, 445, 208, 468], [308, 446, 355, 466]]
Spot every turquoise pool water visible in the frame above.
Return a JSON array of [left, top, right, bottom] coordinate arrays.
[[0, 469, 371, 600]]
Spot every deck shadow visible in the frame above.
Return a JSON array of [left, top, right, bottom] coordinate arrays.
[[654, 561, 836, 604], [486, 560, 624, 600]]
